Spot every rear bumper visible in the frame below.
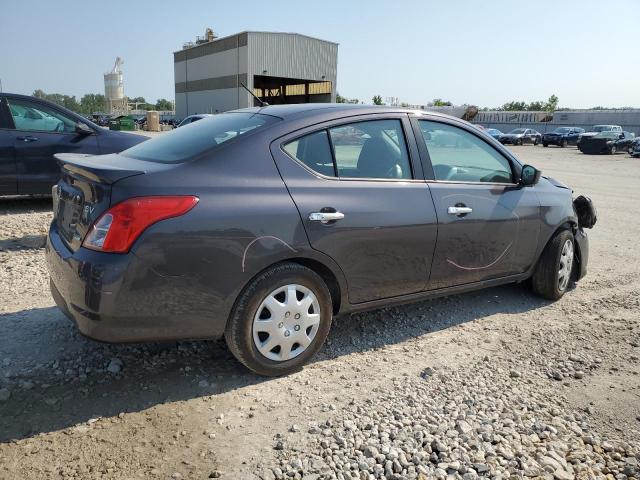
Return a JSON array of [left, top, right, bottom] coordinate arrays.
[[574, 228, 589, 281], [46, 223, 225, 343]]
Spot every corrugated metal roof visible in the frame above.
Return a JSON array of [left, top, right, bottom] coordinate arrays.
[[247, 32, 338, 85]]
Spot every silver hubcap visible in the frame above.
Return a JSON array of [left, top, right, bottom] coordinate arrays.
[[252, 284, 320, 362], [558, 239, 574, 291]]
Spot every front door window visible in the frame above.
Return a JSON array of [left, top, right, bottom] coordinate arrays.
[[418, 120, 513, 183], [7, 98, 76, 133]]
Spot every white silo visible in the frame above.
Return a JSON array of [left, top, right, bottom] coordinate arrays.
[[104, 57, 127, 115]]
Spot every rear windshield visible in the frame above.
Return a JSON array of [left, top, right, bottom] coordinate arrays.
[[122, 112, 279, 163]]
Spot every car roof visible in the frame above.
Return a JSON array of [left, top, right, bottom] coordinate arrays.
[[228, 103, 461, 122]]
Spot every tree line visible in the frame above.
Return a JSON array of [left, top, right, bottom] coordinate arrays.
[[338, 93, 562, 112], [32, 90, 173, 115]]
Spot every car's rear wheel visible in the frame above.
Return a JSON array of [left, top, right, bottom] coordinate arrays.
[[628, 146, 634, 155], [225, 263, 333, 376], [543, 142, 549, 147], [517, 138, 523, 146], [531, 229, 575, 301], [560, 139, 567, 148]]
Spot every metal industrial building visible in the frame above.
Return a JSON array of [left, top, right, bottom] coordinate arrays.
[[174, 30, 338, 118]]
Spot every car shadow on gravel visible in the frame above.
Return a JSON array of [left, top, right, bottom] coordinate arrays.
[[0, 197, 52, 214], [0, 282, 550, 442], [0, 234, 47, 252]]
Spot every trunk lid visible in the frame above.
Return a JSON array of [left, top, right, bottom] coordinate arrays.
[[52, 153, 159, 252]]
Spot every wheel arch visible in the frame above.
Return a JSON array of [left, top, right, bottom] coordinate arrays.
[[226, 254, 347, 332], [531, 220, 584, 278]]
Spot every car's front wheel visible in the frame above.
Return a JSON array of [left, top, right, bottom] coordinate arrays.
[[560, 138, 567, 148], [531, 230, 575, 300], [543, 142, 549, 147], [610, 146, 617, 154], [225, 263, 333, 376]]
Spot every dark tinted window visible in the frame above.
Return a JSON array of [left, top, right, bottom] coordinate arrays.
[[123, 113, 278, 163], [419, 120, 513, 183], [329, 119, 411, 179], [283, 130, 335, 176]]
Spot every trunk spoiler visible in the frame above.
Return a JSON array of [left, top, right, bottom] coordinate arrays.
[[55, 153, 147, 184]]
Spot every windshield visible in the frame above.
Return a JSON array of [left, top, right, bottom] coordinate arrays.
[[594, 131, 619, 139], [487, 129, 501, 135], [122, 113, 279, 163], [593, 125, 613, 132], [508, 128, 526, 134], [553, 127, 572, 134]]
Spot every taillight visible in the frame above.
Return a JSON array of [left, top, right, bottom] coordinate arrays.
[[83, 196, 199, 253]]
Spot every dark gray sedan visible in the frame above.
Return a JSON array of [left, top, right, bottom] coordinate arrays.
[[46, 105, 595, 376], [499, 128, 542, 146]]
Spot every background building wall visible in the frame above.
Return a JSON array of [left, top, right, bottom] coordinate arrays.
[[473, 110, 640, 135], [174, 31, 338, 117], [246, 32, 338, 101], [174, 33, 249, 118]]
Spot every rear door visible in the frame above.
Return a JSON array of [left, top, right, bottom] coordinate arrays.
[[271, 114, 438, 304], [0, 97, 17, 195], [6, 96, 100, 195], [412, 116, 540, 290]]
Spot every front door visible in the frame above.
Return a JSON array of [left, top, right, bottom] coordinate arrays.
[[6, 96, 99, 195], [0, 99, 17, 195], [272, 115, 438, 304], [414, 117, 540, 290]]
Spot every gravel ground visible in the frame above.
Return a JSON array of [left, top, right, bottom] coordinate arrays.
[[0, 146, 639, 480]]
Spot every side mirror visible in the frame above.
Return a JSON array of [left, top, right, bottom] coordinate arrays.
[[75, 122, 94, 136], [520, 164, 541, 186]]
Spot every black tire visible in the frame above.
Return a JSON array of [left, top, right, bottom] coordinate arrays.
[[560, 139, 567, 148], [517, 138, 523, 146], [543, 143, 549, 147], [610, 146, 616, 155], [531, 229, 575, 301], [533, 138, 539, 146], [225, 263, 333, 376]]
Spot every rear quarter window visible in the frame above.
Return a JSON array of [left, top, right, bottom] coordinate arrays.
[[122, 113, 279, 163]]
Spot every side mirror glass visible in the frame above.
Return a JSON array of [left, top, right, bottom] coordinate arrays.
[[520, 164, 541, 186], [75, 122, 93, 136]]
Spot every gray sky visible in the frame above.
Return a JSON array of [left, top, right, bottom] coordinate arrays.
[[1, 0, 639, 108]]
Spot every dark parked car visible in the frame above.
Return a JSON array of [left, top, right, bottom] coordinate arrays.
[[0, 93, 147, 196], [46, 105, 594, 376], [485, 128, 503, 139], [499, 128, 542, 145], [177, 114, 214, 127], [630, 138, 640, 157], [578, 130, 636, 154], [542, 127, 585, 147]]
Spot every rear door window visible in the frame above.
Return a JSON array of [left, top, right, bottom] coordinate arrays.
[[419, 120, 514, 183], [282, 119, 413, 180], [283, 130, 335, 177], [329, 119, 412, 179]]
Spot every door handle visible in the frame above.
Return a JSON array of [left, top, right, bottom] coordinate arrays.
[[309, 211, 345, 223], [16, 136, 38, 142], [448, 206, 473, 216]]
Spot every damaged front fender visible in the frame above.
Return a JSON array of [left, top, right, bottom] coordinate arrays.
[[573, 195, 597, 229]]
